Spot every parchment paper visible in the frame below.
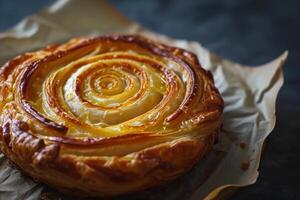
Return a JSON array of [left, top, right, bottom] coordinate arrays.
[[0, 0, 287, 199]]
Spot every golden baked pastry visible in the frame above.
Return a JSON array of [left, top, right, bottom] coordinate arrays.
[[0, 35, 223, 197]]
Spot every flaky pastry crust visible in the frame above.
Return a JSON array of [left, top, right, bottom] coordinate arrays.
[[0, 35, 223, 197]]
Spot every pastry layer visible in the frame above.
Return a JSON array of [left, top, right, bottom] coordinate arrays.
[[0, 35, 223, 197]]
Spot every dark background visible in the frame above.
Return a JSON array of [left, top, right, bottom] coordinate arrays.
[[0, 0, 299, 199]]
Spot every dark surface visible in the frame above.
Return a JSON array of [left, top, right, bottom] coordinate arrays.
[[0, 0, 299, 199]]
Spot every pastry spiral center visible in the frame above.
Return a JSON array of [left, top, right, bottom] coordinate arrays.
[[22, 48, 189, 137], [17, 37, 212, 139]]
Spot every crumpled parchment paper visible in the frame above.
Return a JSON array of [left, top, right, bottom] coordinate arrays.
[[0, 0, 288, 199]]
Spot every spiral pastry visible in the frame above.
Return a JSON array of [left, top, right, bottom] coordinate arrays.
[[0, 35, 223, 197]]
